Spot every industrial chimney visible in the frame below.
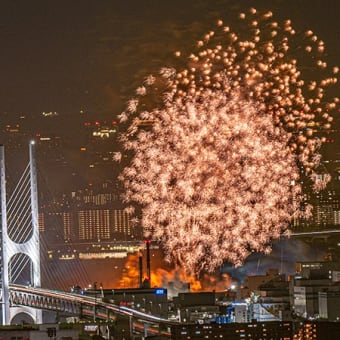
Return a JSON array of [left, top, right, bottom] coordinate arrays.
[[145, 240, 151, 288]]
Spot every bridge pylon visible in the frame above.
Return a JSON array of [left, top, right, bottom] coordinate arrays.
[[0, 142, 42, 325]]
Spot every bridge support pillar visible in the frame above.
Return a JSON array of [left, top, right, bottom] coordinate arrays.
[[0, 143, 42, 325]]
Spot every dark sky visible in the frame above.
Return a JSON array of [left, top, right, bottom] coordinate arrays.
[[0, 0, 339, 187], [1, 0, 339, 117]]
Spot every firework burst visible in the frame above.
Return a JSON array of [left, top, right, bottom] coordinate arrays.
[[117, 8, 338, 274]]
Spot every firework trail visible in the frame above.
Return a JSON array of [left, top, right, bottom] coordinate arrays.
[[116, 8, 339, 274]]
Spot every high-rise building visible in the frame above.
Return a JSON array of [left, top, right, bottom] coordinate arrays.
[[38, 213, 45, 233], [62, 212, 73, 241], [38, 179, 141, 243], [40, 208, 135, 243], [294, 162, 340, 229], [311, 190, 340, 227], [290, 261, 340, 320], [112, 209, 131, 237], [78, 209, 111, 241]]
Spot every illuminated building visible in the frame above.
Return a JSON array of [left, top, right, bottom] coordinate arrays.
[[62, 212, 73, 241], [293, 166, 340, 229], [318, 290, 340, 321], [76, 208, 133, 241], [83, 192, 119, 206], [0, 324, 78, 339], [253, 274, 291, 322], [112, 209, 131, 237], [99, 287, 168, 318], [170, 321, 293, 339], [38, 179, 140, 246], [78, 209, 110, 241], [240, 269, 281, 299], [40, 208, 135, 243], [72, 184, 121, 208], [172, 292, 219, 324], [83, 120, 118, 139], [38, 213, 45, 233], [290, 261, 340, 319], [293, 321, 340, 339], [311, 189, 340, 227]]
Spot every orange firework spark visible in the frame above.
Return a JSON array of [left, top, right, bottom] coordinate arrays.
[[116, 8, 338, 275]]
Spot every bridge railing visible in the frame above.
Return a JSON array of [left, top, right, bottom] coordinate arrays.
[[8, 284, 178, 326]]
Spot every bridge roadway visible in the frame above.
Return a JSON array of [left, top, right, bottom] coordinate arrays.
[[9, 284, 177, 330]]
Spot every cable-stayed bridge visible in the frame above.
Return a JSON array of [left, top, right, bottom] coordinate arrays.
[[0, 142, 174, 337], [9, 283, 174, 336], [8, 283, 171, 324]]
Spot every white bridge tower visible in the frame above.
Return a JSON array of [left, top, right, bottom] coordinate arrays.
[[0, 142, 42, 325]]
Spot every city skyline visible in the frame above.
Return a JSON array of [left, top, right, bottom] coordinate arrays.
[[0, 0, 340, 286]]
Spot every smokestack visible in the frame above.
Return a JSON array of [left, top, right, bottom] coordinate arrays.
[[138, 253, 143, 288], [146, 240, 151, 288]]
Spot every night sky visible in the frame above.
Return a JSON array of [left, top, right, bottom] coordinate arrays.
[[0, 0, 339, 114], [0, 0, 339, 183]]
